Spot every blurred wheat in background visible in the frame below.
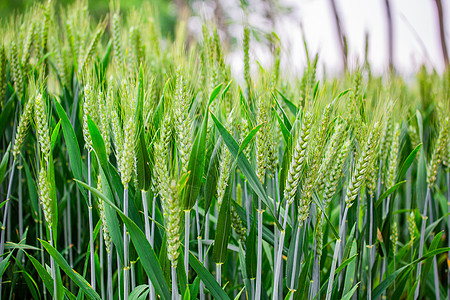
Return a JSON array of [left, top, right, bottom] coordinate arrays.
[[0, 0, 449, 300]]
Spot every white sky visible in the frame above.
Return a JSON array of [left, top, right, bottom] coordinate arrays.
[[200, 0, 450, 79]]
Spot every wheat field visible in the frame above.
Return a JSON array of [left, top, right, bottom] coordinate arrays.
[[0, 1, 449, 300]]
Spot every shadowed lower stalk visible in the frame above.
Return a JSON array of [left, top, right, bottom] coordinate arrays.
[[325, 205, 349, 300], [290, 223, 302, 290], [311, 238, 320, 299], [0, 159, 16, 295], [272, 176, 279, 289], [447, 170, 450, 300], [100, 226, 105, 299], [244, 181, 250, 232], [185, 210, 190, 282], [216, 263, 222, 286], [427, 196, 440, 300], [273, 202, 290, 299], [124, 187, 129, 300], [368, 195, 374, 300], [18, 158, 23, 239], [142, 191, 155, 300], [117, 253, 122, 300], [447, 172, 449, 300], [77, 189, 82, 255], [195, 202, 205, 300], [414, 187, 431, 300], [255, 197, 263, 300], [205, 211, 210, 272], [49, 229, 57, 299], [87, 151, 96, 291], [172, 264, 178, 300], [108, 245, 113, 300]]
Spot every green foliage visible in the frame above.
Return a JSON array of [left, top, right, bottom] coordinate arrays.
[[0, 2, 448, 300]]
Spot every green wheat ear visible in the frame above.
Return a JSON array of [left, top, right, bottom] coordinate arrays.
[[13, 97, 34, 160], [284, 111, 312, 205], [345, 122, 380, 208], [35, 93, 51, 163], [38, 167, 52, 228]]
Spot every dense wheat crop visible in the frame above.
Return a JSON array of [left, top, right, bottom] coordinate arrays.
[[0, 1, 449, 299]]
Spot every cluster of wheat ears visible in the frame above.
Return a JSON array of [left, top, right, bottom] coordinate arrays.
[[0, 1, 449, 300]]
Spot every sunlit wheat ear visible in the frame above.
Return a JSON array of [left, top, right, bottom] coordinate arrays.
[[154, 113, 172, 205], [112, 12, 123, 67], [284, 111, 312, 205], [121, 117, 136, 186], [40, 0, 52, 60], [79, 23, 104, 75], [256, 97, 269, 183], [174, 68, 192, 175], [390, 222, 398, 255], [323, 138, 351, 207], [97, 174, 112, 253], [386, 123, 400, 188], [318, 122, 345, 193], [0, 46, 6, 103], [38, 167, 52, 229], [10, 42, 24, 97], [427, 119, 449, 188], [407, 212, 417, 243], [345, 122, 380, 208], [441, 118, 449, 169], [13, 97, 34, 160], [98, 90, 111, 156], [231, 184, 246, 243], [408, 124, 420, 149], [82, 83, 95, 151], [166, 179, 181, 267], [21, 22, 35, 68], [217, 115, 233, 208], [35, 93, 51, 162]]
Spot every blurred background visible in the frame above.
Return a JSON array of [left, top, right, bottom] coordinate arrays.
[[1, 0, 448, 78]]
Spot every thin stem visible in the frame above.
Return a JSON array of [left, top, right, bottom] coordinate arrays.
[[273, 202, 289, 299], [205, 211, 210, 272], [117, 253, 122, 300], [68, 185, 73, 292], [272, 176, 279, 296], [290, 224, 301, 290], [0, 159, 16, 295], [100, 225, 105, 300], [427, 193, 440, 300], [447, 172, 450, 300], [39, 208, 46, 300], [172, 264, 178, 300], [216, 263, 222, 286], [368, 195, 374, 300], [131, 261, 136, 290], [77, 188, 81, 255], [185, 210, 190, 282], [326, 205, 349, 300], [244, 181, 250, 233], [107, 249, 113, 300], [142, 191, 151, 241], [142, 191, 155, 300], [124, 187, 129, 300], [87, 151, 96, 291], [414, 187, 431, 300], [151, 195, 156, 247], [49, 229, 57, 300], [311, 213, 321, 300], [255, 198, 263, 300], [195, 202, 205, 300], [150, 195, 156, 300], [18, 157, 23, 238]]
